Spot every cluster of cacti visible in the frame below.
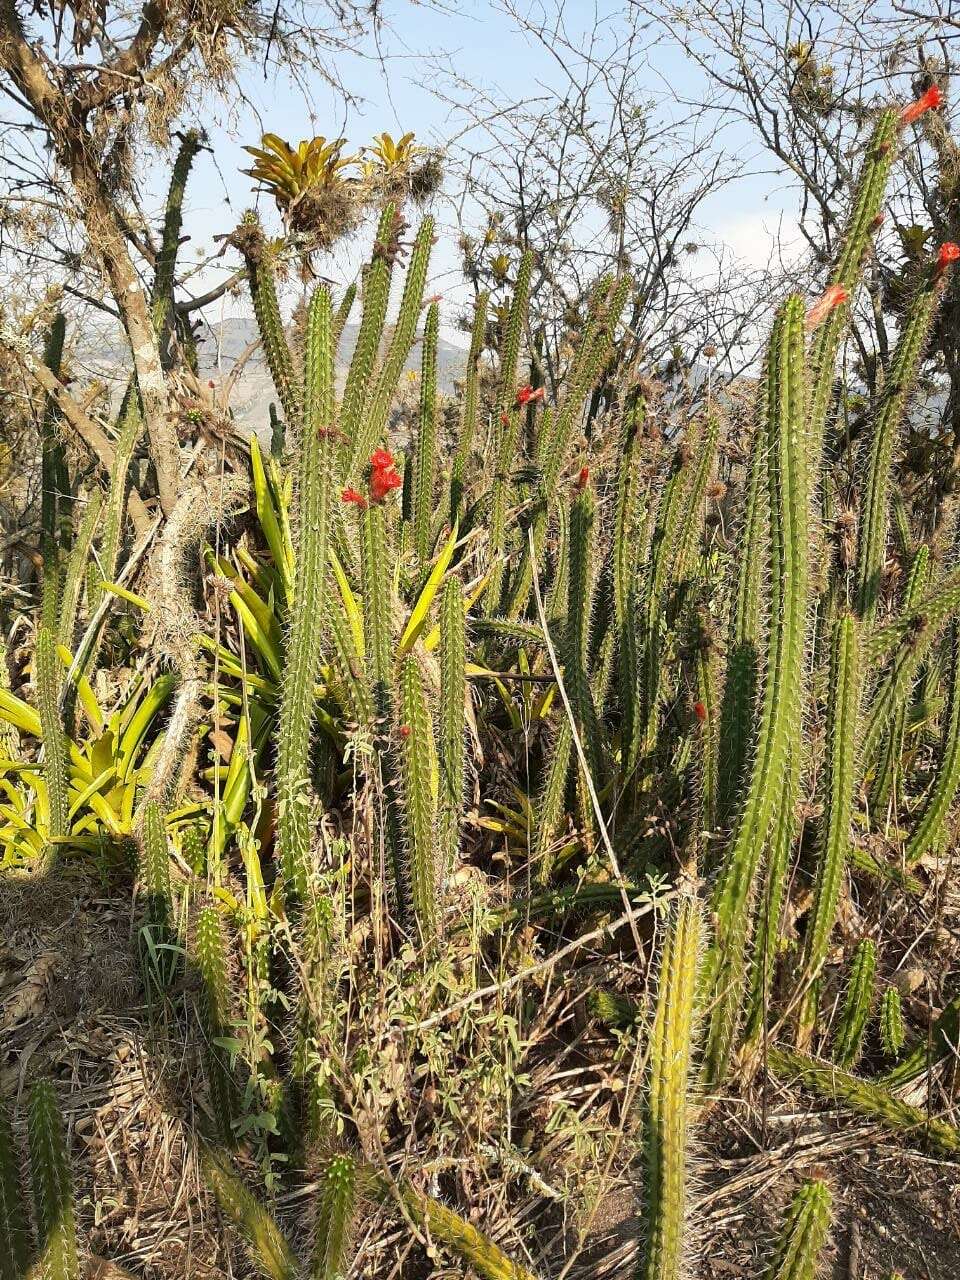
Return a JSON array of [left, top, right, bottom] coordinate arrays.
[[4, 79, 960, 1280]]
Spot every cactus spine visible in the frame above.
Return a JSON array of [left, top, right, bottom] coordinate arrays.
[[797, 614, 861, 1042], [0, 1102, 28, 1280], [640, 896, 701, 1280], [438, 577, 466, 876], [412, 302, 439, 569], [309, 1154, 357, 1280], [275, 286, 334, 899], [832, 938, 876, 1068], [763, 1180, 832, 1280], [702, 296, 810, 1083], [27, 1079, 79, 1280]]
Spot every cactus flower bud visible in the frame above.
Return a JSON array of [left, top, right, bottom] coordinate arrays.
[[399, 724, 411, 739], [805, 284, 849, 330], [341, 486, 367, 509], [575, 466, 590, 490], [693, 700, 707, 723], [516, 384, 545, 406], [899, 84, 943, 126]]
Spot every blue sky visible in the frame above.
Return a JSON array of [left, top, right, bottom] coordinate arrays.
[[172, 1, 802, 328]]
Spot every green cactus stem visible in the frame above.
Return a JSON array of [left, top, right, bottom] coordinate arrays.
[[396, 654, 440, 942], [702, 295, 811, 1084], [880, 986, 906, 1059], [27, 1079, 79, 1280], [275, 286, 335, 899], [309, 1153, 358, 1280], [797, 614, 861, 1042], [639, 895, 702, 1280], [0, 1100, 29, 1280], [412, 301, 439, 569], [195, 905, 238, 1144], [36, 625, 69, 851], [201, 1148, 298, 1280], [393, 1181, 539, 1280], [763, 1180, 832, 1280], [438, 577, 466, 877], [768, 1045, 960, 1156], [450, 290, 489, 521], [903, 622, 960, 865], [832, 938, 877, 1068]]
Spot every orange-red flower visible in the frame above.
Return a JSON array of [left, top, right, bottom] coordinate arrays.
[[342, 487, 367, 509], [516, 384, 545, 406], [899, 84, 943, 126], [575, 466, 590, 490], [369, 448, 402, 503], [805, 284, 849, 330], [693, 701, 707, 723], [936, 242, 960, 275]]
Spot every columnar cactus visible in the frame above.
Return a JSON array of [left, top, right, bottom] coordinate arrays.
[[702, 295, 811, 1083], [0, 1101, 28, 1280], [880, 986, 906, 1059], [438, 577, 466, 876], [797, 614, 861, 1043], [769, 1046, 960, 1156], [411, 301, 439, 569], [196, 905, 237, 1144], [36, 625, 68, 850], [763, 1180, 832, 1280], [27, 1079, 79, 1280], [903, 622, 960, 865], [640, 895, 702, 1280], [275, 286, 335, 899], [832, 938, 877, 1068], [309, 1153, 358, 1280], [202, 1147, 298, 1280], [450, 290, 490, 520]]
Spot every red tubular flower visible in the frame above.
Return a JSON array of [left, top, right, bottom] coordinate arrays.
[[899, 84, 943, 126], [516, 384, 545, 406], [369, 448, 402, 503], [342, 487, 367, 509], [805, 284, 849, 331], [936, 242, 960, 276]]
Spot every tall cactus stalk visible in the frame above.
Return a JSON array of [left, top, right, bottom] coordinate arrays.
[[763, 1180, 832, 1280], [202, 1148, 298, 1280], [338, 204, 398, 471], [275, 287, 334, 899], [412, 301, 439, 570], [702, 295, 811, 1083], [36, 624, 69, 855], [438, 577, 466, 876], [27, 1079, 79, 1280], [639, 895, 702, 1280], [450, 290, 489, 520], [196, 905, 237, 1144], [797, 614, 861, 1044], [0, 1101, 28, 1280], [880, 986, 905, 1059], [903, 622, 960, 865], [39, 313, 68, 632], [396, 654, 439, 942], [855, 249, 953, 619]]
